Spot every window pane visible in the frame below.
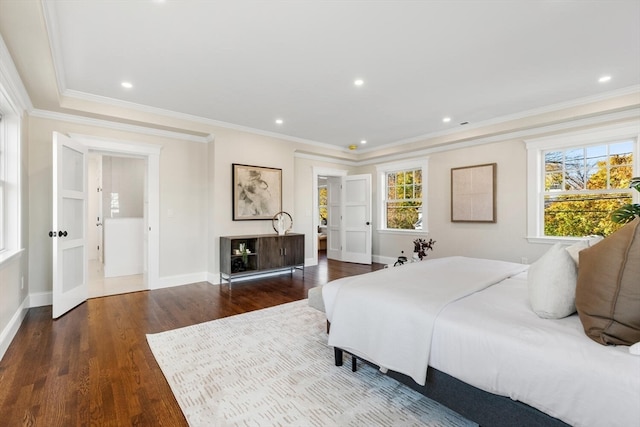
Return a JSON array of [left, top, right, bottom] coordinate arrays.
[[610, 165, 633, 189], [544, 193, 631, 236], [414, 169, 422, 184], [386, 201, 420, 229], [387, 173, 396, 187], [545, 172, 563, 191], [387, 185, 396, 200]]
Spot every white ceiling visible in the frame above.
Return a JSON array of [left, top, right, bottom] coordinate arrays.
[[43, 0, 640, 150]]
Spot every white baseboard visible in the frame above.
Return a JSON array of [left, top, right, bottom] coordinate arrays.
[[153, 272, 209, 290], [373, 255, 396, 266], [0, 297, 29, 361], [29, 291, 52, 307]]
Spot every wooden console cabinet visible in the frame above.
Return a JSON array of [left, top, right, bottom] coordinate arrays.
[[220, 233, 304, 284]]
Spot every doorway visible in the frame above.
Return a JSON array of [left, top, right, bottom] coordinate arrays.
[[87, 153, 147, 298], [72, 133, 161, 297], [312, 167, 347, 266]]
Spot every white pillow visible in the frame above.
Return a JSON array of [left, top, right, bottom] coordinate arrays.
[[630, 342, 640, 356], [528, 243, 578, 319], [565, 235, 604, 265]]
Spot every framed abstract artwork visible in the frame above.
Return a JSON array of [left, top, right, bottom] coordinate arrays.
[[451, 163, 496, 223], [232, 164, 282, 220]]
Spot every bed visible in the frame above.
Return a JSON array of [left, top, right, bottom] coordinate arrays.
[[323, 243, 640, 427]]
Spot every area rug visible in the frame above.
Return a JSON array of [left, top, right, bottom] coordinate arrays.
[[146, 300, 476, 427]]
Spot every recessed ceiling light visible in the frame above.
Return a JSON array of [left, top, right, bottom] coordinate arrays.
[[354, 79, 364, 86], [275, 119, 284, 125], [598, 75, 612, 83], [442, 117, 451, 123], [121, 81, 133, 89], [360, 140, 367, 144]]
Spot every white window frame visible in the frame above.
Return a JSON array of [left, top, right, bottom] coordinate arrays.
[[525, 122, 640, 243], [0, 36, 26, 265], [376, 158, 429, 234]]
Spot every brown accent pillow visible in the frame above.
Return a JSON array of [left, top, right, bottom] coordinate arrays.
[[575, 218, 640, 346]]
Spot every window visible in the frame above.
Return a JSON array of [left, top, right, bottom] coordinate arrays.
[[526, 123, 639, 240], [0, 37, 27, 264], [318, 185, 327, 225], [377, 159, 428, 232]]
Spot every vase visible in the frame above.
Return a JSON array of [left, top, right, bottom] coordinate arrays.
[[412, 252, 420, 262]]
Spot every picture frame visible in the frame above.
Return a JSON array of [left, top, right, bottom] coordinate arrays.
[[451, 163, 496, 223], [232, 164, 282, 220]]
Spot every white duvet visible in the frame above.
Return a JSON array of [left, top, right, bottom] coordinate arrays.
[[325, 256, 527, 385], [323, 257, 640, 427], [430, 272, 640, 427]]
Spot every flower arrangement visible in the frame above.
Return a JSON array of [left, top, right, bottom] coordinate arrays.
[[413, 238, 436, 260]]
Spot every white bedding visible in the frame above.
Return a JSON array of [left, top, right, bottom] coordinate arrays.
[[325, 256, 527, 385], [323, 258, 640, 427], [430, 271, 640, 427]]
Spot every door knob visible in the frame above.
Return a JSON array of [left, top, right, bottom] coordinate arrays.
[[49, 231, 57, 237], [58, 230, 68, 237], [366, 221, 371, 225]]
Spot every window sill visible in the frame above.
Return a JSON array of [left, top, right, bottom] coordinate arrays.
[[0, 248, 25, 269], [526, 236, 589, 245], [377, 229, 430, 236]]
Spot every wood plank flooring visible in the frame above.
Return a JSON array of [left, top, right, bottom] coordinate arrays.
[[0, 255, 384, 426]]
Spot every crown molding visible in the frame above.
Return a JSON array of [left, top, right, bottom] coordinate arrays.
[[29, 109, 214, 143], [354, 85, 640, 154], [62, 88, 341, 150], [41, 0, 67, 95], [302, 107, 640, 167], [0, 35, 33, 113]]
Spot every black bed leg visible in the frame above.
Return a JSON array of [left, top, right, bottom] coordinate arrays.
[[334, 347, 343, 366], [351, 355, 357, 372]]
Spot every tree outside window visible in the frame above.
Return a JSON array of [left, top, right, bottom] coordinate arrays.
[[385, 168, 422, 230], [543, 140, 634, 237], [318, 186, 327, 225]]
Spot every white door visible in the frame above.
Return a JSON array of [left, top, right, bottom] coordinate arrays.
[[52, 132, 88, 318], [342, 174, 372, 264], [326, 177, 342, 261]]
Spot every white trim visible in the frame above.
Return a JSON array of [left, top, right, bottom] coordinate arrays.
[[293, 151, 357, 166], [156, 272, 209, 290], [0, 248, 25, 269], [357, 85, 640, 153], [30, 109, 214, 143], [41, 0, 67, 95], [375, 158, 429, 232], [525, 121, 640, 239], [0, 296, 29, 361], [29, 291, 53, 307], [311, 167, 348, 267], [0, 35, 32, 112], [296, 108, 640, 167], [69, 133, 161, 292]]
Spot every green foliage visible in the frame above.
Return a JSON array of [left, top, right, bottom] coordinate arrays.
[[611, 177, 640, 224], [386, 169, 422, 229], [544, 153, 634, 237]]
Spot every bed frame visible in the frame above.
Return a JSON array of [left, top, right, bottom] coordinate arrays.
[[334, 348, 570, 427]]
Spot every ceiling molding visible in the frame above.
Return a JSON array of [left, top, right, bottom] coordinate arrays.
[[355, 85, 640, 154], [0, 34, 33, 112], [62, 88, 342, 150], [302, 107, 640, 167], [41, 0, 67, 95], [29, 108, 214, 143]]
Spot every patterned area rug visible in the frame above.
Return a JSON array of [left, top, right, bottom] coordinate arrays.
[[146, 300, 476, 427]]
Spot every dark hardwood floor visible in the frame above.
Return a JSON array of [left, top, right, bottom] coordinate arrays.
[[0, 254, 384, 426]]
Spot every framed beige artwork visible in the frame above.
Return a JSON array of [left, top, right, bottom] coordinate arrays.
[[451, 163, 496, 223]]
